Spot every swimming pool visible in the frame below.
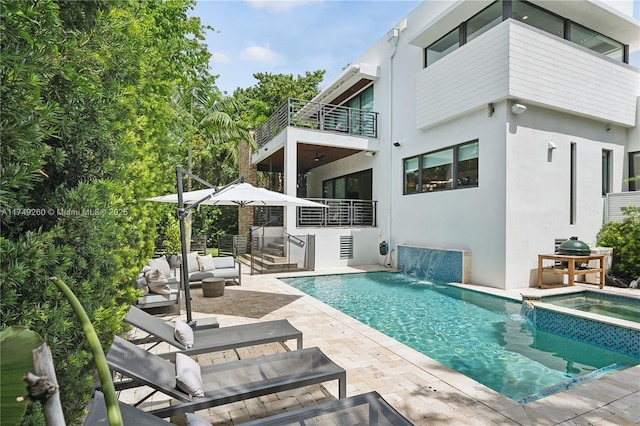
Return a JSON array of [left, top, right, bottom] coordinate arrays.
[[281, 272, 640, 403], [540, 291, 640, 323]]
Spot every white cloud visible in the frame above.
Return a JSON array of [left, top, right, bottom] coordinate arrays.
[[211, 52, 231, 64], [240, 43, 283, 63], [245, 0, 318, 13]]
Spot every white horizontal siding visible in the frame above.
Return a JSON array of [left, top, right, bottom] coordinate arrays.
[[416, 24, 510, 129], [606, 192, 640, 222], [415, 20, 640, 130], [509, 22, 639, 126]]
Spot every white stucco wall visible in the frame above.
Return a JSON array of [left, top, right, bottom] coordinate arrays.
[[280, 0, 639, 289]]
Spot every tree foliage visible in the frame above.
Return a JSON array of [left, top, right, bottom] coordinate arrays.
[[0, 0, 211, 423], [233, 70, 326, 128], [597, 206, 640, 280]]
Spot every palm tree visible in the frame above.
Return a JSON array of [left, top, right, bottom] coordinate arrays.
[[171, 75, 255, 251]]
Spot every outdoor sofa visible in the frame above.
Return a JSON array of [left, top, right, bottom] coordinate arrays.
[[184, 252, 242, 285]]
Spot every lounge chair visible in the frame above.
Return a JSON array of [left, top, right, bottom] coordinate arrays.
[[125, 305, 302, 359], [84, 391, 174, 425], [238, 391, 414, 425], [106, 336, 346, 418], [85, 390, 414, 426]]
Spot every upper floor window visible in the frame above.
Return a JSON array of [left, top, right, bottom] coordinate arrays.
[[404, 141, 479, 194], [569, 22, 625, 62], [323, 169, 372, 200], [426, 28, 460, 67], [424, 0, 628, 67]]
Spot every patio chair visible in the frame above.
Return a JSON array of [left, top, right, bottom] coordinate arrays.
[[125, 305, 302, 360], [85, 390, 414, 426], [106, 336, 346, 418]]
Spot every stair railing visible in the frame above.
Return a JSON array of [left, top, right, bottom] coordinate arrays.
[[248, 214, 283, 275]]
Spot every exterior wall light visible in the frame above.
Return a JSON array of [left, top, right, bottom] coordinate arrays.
[[511, 103, 527, 114], [393, 142, 401, 147]]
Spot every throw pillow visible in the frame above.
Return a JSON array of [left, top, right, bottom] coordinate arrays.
[[186, 252, 200, 273], [197, 254, 216, 272], [175, 353, 204, 397], [146, 268, 171, 294], [147, 256, 172, 278], [145, 268, 165, 284], [185, 413, 211, 426], [148, 283, 171, 295], [174, 320, 195, 349]]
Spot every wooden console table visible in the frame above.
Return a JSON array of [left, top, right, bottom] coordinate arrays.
[[537, 254, 605, 288]]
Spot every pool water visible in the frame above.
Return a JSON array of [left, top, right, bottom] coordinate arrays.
[[541, 292, 640, 323], [282, 272, 640, 403]]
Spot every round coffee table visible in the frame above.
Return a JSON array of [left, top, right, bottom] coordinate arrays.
[[202, 277, 225, 297]]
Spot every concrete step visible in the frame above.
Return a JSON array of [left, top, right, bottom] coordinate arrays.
[[238, 255, 301, 273]]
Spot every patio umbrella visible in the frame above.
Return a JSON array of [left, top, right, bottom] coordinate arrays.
[[147, 182, 326, 208], [146, 168, 326, 325]]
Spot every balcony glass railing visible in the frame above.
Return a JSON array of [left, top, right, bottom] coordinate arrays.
[[254, 98, 378, 148]]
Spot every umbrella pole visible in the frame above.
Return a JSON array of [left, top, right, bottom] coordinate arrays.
[[176, 168, 194, 326]]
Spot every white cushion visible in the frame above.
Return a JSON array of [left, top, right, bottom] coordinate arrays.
[[186, 252, 200, 273], [175, 353, 204, 397], [212, 256, 235, 269], [185, 413, 211, 426], [174, 320, 194, 348], [147, 257, 172, 278], [146, 268, 170, 294], [197, 254, 216, 272]]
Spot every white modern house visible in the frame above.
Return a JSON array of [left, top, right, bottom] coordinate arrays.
[[250, 0, 640, 290]]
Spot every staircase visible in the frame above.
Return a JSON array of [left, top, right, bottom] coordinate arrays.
[[239, 237, 304, 274]]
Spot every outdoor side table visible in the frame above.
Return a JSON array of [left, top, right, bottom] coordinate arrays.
[[202, 277, 225, 297]]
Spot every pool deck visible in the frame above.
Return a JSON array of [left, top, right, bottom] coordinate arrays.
[[121, 266, 640, 425]]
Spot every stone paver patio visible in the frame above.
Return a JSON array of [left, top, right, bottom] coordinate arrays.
[[121, 266, 640, 425]]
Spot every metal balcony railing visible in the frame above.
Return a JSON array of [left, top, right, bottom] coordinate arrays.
[[254, 98, 378, 148], [252, 199, 377, 227], [298, 199, 377, 227]]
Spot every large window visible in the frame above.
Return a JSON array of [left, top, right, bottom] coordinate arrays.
[[403, 141, 479, 194], [323, 169, 372, 200], [426, 28, 460, 67], [629, 152, 640, 191], [569, 22, 625, 62], [424, 0, 628, 67]]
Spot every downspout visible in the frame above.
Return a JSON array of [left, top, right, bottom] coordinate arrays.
[[387, 27, 399, 267]]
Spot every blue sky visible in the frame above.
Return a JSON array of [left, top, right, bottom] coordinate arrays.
[[192, 0, 640, 94], [192, 0, 421, 94]]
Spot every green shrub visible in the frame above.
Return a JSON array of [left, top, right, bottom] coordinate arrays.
[[597, 206, 640, 280]]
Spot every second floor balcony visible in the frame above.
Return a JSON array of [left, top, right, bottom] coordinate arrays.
[[254, 199, 377, 228], [254, 98, 379, 148]]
